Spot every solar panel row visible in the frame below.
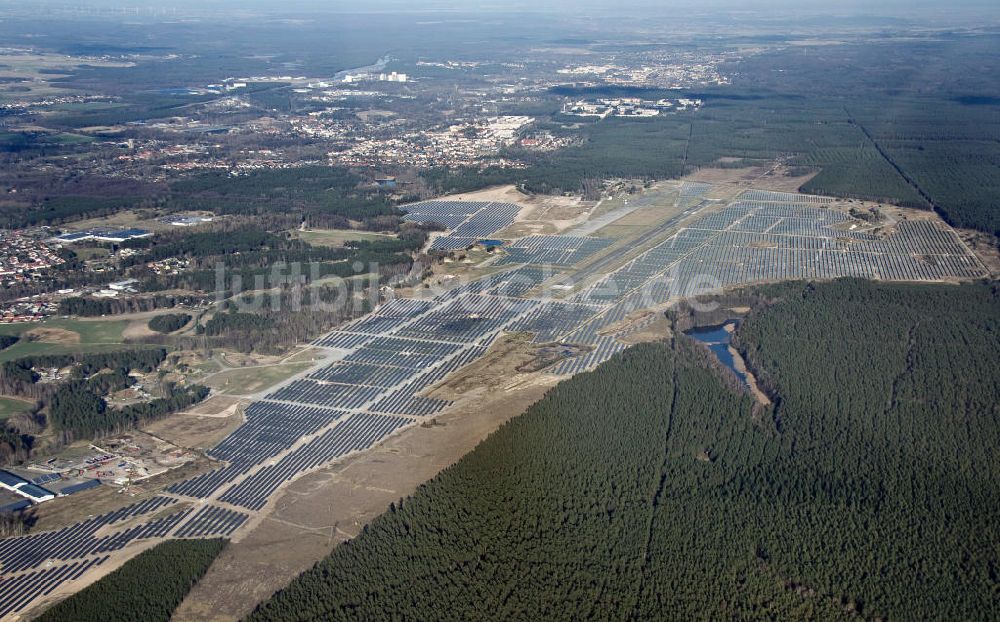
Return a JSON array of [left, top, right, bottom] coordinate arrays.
[[219, 413, 411, 511], [0, 504, 191, 575], [507, 301, 602, 342], [168, 404, 347, 499], [174, 504, 249, 538], [496, 235, 613, 266], [0, 556, 109, 618]]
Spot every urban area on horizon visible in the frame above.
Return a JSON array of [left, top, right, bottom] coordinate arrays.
[[0, 2, 999, 620]]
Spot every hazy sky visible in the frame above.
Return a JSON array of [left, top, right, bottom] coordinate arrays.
[[8, 0, 999, 13], [3, 0, 997, 31]]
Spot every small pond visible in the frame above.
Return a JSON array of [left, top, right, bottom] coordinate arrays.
[[683, 321, 748, 386]]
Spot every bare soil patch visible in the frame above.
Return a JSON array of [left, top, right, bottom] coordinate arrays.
[[958, 229, 999, 276], [181, 394, 244, 417], [122, 318, 157, 340], [686, 165, 771, 185], [175, 365, 559, 622], [24, 458, 210, 533], [618, 315, 672, 345], [22, 327, 80, 344], [729, 346, 772, 406], [436, 184, 593, 238], [143, 405, 243, 450]]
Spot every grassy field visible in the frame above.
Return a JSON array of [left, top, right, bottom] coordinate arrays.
[[204, 362, 315, 395], [73, 246, 111, 260], [0, 396, 32, 420], [292, 228, 395, 247], [0, 318, 129, 362]]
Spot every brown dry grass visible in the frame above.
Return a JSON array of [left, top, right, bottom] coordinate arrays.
[[143, 406, 243, 450], [22, 327, 80, 344]]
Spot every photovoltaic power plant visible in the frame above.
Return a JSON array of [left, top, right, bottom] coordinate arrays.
[[400, 200, 521, 251], [496, 235, 613, 266], [1, 187, 989, 619]]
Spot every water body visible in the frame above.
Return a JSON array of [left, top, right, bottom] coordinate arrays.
[[333, 55, 392, 81], [684, 321, 748, 385]]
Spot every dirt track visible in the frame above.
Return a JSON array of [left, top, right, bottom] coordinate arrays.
[[174, 374, 557, 621]]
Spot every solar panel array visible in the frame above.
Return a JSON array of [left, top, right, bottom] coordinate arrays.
[[397, 295, 538, 343], [548, 337, 627, 375], [679, 181, 712, 199], [312, 298, 435, 350], [400, 200, 486, 229], [6, 186, 989, 618], [496, 235, 613, 266], [563, 191, 988, 354], [438, 266, 551, 301], [452, 203, 520, 237], [0, 496, 191, 614], [0, 556, 109, 618], [174, 505, 249, 538], [219, 413, 411, 511], [506, 301, 602, 342], [740, 189, 833, 203], [168, 403, 345, 499], [267, 380, 383, 409], [408, 201, 521, 250], [150, 267, 549, 577]]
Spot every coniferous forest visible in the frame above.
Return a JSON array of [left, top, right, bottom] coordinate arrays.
[[35, 538, 226, 622], [247, 279, 1000, 621]]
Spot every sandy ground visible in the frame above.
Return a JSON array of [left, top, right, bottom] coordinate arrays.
[[958, 229, 1000, 276], [122, 319, 157, 340], [728, 346, 772, 406], [172, 394, 244, 418], [174, 374, 559, 621], [434, 184, 594, 238]]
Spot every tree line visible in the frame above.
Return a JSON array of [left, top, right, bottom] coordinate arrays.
[[248, 278, 1000, 621], [35, 538, 227, 622], [148, 313, 192, 334], [58, 294, 206, 317]]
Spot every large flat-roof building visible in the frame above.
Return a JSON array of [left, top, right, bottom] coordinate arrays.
[[0, 469, 55, 503], [54, 227, 152, 244]]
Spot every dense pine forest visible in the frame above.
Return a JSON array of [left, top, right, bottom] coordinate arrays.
[[147, 313, 192, 334], [35, 538, 226, 622], [248, 279, 1000, 621]]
